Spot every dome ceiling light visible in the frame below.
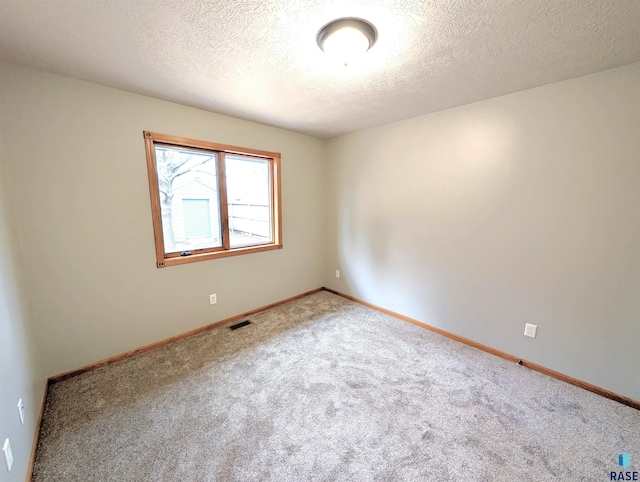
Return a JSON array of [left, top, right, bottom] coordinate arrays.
[[316, 17, 378, 66]]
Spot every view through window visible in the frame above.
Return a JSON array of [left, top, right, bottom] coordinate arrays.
[[143, 131, 282, 267]]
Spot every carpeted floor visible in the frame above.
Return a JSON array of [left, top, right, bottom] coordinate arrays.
[[33, 291, 639, 481]]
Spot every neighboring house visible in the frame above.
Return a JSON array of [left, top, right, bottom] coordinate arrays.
[[169, 176, 270, 251]]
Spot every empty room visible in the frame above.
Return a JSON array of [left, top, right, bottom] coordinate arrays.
[[1, 1, 639, 481]]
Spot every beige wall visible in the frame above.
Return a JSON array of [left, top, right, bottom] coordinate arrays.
[[0, 131, 43, 480], [325, 63, 640, 401], [0, 62, 326, 379]]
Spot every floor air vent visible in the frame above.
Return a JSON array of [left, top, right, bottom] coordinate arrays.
[[229, 320, 252, 330]]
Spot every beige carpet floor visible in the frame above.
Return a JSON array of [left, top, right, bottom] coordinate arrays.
[[33, 291, 639, 481]]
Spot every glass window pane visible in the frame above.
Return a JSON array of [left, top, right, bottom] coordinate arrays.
[[154, 145, 221, 253], [225, 155, 272, 248]]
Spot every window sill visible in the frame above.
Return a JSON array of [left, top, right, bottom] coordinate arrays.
[[158, 243, 283, 268]]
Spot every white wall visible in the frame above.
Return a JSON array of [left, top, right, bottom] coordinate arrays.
[[0, 132, 44, 480], [0, 62, 326, 378], [325, 63, 640, 401]]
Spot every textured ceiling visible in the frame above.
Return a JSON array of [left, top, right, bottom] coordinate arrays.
[[0, 1, 639, 138]]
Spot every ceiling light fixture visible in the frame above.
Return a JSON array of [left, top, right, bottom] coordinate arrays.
[[317, 17, 378, 66]]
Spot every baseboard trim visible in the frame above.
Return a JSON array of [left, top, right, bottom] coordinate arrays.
[[26, 379, 49, 481], [49, 288, 323, 384], [323, 287, 640, 411]]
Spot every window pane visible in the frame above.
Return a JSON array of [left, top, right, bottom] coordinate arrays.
[[225, 155, 272, 248], [154, 145, 221, 253]]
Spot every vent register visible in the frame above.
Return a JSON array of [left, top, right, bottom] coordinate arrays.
[[229, 320, 252, 330]]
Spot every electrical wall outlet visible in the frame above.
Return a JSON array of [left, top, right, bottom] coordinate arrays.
[[17, 398, 25, 425], [209, 293, 217, 305], [335, 270, 340, 278], [2, 438, 13, 472], [524, 323, 538, 338]]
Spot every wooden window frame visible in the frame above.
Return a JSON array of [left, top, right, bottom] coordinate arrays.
[[143, 131, 282, 268]]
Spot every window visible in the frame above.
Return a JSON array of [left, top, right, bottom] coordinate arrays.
[[143, 131, 282, 267]]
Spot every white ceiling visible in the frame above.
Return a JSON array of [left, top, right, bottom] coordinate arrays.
[[1, 1, 639, 138]]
